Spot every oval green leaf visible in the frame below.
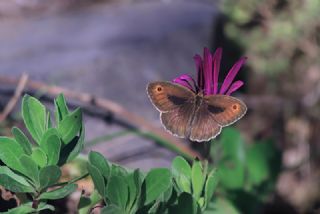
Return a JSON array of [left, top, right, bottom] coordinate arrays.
[[0, 166, 34, 193], [0, 137, 25, 172], [11, 127, 32, 155], [19, 154, 39, 185], [31, 148, 47, 168], [87, 163, 105, 197], [88, 151, 110, 180], [204, 168, 219, 208], [192, 159, 205, 200], [57, 108, 82, 144], [54, 94, 69, 124], [143, 168, 172, 205], [39, 183, 77, 200], [101, 205, 125, 214], [22, 95, 47, 144], [106, 175, 128, 209], [40, 129, 61, 165], [39, 165, 61, 190]]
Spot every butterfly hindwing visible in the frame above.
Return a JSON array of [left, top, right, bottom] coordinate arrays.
[[147, 81, 195, 112], [161, 101, 195, 138], [189, 101, 222, 142], [204, 95, 247, 127]]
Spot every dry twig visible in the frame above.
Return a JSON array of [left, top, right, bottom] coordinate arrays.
[[0, 75, 201, 159], [0, 74, 28, 123]]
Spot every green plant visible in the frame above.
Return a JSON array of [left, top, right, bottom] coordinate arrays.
[[86, 152, 218, 214], [1, 94, 268, 214], [0, 94, 85, 213]]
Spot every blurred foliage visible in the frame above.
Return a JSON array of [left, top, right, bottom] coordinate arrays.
[[209, 128, 282, 213], [221, 0, 320, 76], [219, 1, 320, 211]]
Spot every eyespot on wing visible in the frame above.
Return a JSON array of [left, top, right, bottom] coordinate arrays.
[[205, 95, 247, 126], [147, 81, 195, 112]]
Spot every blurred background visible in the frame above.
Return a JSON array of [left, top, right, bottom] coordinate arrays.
[[0, 0, 319, 213]]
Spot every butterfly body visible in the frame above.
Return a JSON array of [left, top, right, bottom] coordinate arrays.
[[147, 81, 247, 142]]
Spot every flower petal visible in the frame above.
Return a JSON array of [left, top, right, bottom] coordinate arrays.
[[219, 57, 247, 94], [177, 74, 197, 90], [193, 54, 203, 90], [212, 48, 222, 94], [203, 47, 213, 95], [173, 74, 196, 92], [225, 80, 244, 95]]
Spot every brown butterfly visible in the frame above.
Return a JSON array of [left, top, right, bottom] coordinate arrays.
[[147, 81, 247, 142]]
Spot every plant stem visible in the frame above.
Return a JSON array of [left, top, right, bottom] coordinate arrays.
[[47, 173, 89, 189]]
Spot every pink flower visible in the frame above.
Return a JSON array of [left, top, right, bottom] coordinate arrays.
[[173, 47, 247, 96]]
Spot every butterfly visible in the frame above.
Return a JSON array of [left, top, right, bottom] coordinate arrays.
[[147, 81, 247, 142]]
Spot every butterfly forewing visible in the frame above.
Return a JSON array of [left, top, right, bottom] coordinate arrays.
[[147, 81, 196, 138], [204, 95, 247, 126], [147, 81, 195, 112]]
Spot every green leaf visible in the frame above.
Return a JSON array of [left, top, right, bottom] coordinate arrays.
[[19, 154, 39, 185], [0, 137, 25, 172], [216, 128, 246, 189], [192, 159, 205, 200], [110, 164, 128, 178], [204, 168, 219, 208], [39, 165, 61, 190], [31, 148, 47, 168], [40, 128, 61, 165], [87, 163, 105, 197], [101, 205, 125, 214], [11, 127, 32, 155], [46, 111, 53, 129], [204, 198, 240, 214], [125, 169, 141, 211], [0, 202, 55, 213], [22, 95, 47, 144], [66, 125, 85, 162], [36, 203, 55, 212], [160, 184, 173, 203], [0, 166, 34, 193], [148, 201, 161, 214], [172, 156, 192, 193], [143, 168, 171, 205], [128, 169, 144, 212], [78, 196, 91, 209], [39, 183, 77, 200], [172, 156, 192, 178], [220, 128, 245, 162], [106, 175, 128, 209], [218, 162, 244, 190], [1, 203, 35, 214], [58, 125, 85, 165], [57, 108, 82, 144], [169, 192, 200, 214], [88, 151, 110, 180], [54, 94, 69, 124], [246, 142, 270, 185], [78, 190, 102, 213]]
